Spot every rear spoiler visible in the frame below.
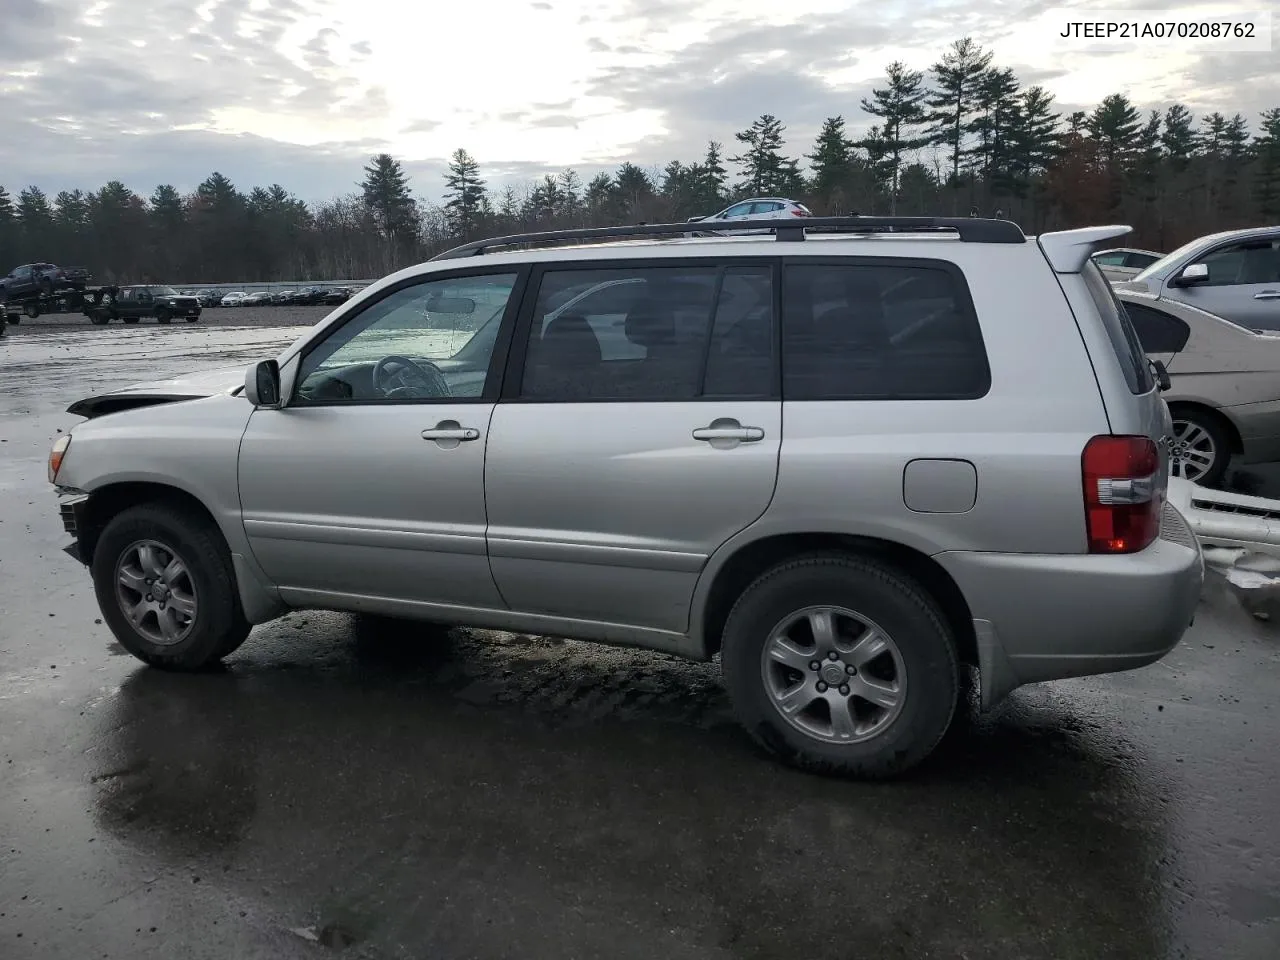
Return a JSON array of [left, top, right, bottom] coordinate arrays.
[[1037, 226, 1133, 274]]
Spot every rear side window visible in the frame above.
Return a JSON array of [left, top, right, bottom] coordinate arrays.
[[781, 260, 990, 400], [518, 264, 775, 401], [1082, 261, 1154, 394], [1122, 302, 1191, 354]]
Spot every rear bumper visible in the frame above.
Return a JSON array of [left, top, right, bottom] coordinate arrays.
[[935, 502, 1203, 707]]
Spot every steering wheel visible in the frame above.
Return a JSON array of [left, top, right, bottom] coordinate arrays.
[[371, 355, 451, 399]]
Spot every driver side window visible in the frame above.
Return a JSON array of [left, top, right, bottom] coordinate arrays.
[[294, 272, 518, 405]]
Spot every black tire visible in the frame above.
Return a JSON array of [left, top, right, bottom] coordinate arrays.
[[1169, 405, 1232, 487], [92, 503, 251, 670], [23, 302, 39, 319], [156, 308, 171, 325], [88, 314, 108, 326], [720, 553, 959, 779]]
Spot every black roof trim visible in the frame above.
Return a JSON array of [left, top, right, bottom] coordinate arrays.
[[430, 216, 1026, 260]]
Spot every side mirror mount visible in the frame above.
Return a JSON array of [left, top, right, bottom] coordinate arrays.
[[245, 359, 281, 408], [1174, 262, 1210, 287], [1150, 358, 1171, 392]]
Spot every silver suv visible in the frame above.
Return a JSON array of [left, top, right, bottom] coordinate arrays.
[[49, 216, 1204, 778]]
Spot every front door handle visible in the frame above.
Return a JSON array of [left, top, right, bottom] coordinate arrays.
[[421, 419, 480, 444], [693, 418, 765, 443], [1254, 291, 1280, 300]]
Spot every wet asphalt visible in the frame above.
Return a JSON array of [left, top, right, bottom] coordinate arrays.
[[2, 320, 1280, 960]]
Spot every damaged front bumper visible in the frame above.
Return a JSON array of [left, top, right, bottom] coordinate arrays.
[[58, 492, 90, 565]]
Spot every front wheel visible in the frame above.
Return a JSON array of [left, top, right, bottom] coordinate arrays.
[[155, 308, 171, 325], [1169, 407, 1231, 487], [720, 554, 959, 779], [92, 503, 251, 669]]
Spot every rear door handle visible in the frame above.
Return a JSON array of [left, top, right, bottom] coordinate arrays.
[[693, 420, 765, 443], [1254, 291, 1280, 300]]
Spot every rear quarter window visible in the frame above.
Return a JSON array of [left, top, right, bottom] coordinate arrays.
[[781, 259, 990, 401], [1082, 261, 1153, 395]]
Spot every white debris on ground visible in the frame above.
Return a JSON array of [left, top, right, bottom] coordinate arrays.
[[1201, 546, 1280, 591]]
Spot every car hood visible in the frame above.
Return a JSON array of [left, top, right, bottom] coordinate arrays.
[[67, 365, 246, 419]]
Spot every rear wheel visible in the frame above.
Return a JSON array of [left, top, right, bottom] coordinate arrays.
[[92, 503, 251, 669], [1169, 406, 1231, 487], [23, 302, 39, 319], [720, 554, 959, 779]]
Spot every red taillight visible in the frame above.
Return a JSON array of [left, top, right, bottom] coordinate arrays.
[[1082, 435, 1162, 554], [791, 208, 812, 216]]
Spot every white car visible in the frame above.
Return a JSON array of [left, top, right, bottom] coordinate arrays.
[[220, 291, 248, 307], [1092, 248, 1163, 283], [687, 198, 812, 236]]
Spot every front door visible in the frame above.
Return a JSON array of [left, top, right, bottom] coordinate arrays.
[[237, 268, 524, 612], [484, 261, 781, 634], [1168, 236, 1280, 329]]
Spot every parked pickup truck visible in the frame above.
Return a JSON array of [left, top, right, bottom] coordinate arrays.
[[99, 286, 202, 324], [0, 262, 91, 302]]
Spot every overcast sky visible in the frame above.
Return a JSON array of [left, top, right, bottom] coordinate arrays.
[[1, 0, 1275, 206]]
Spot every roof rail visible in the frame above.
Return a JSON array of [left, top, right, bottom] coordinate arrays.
[[430, 216, 1026, 260]]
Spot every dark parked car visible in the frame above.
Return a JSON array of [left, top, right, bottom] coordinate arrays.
[[193, 289, 223, 307], [0, 262, 90, 302], [320, 286, 353, 305], [100, 285, 202, 325]]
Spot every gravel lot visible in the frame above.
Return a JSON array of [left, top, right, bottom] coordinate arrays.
[[2, 325, 1280, 959], [4, 304, 334, 330]]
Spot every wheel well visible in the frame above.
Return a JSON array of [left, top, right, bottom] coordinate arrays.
[[699, 533, 979, 668], [80, 482, 221, 563], [1167, 401, 1242, 455]]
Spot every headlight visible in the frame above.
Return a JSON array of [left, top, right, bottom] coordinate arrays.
[[49, 434, 71, 483]]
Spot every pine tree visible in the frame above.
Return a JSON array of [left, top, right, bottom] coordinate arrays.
[[967, 67, 1022, 185], [925, 37, 992, 184], [0, 185, 15, 268], [1255, 108, 1280, 218], [361, 153, 417, 242], [730, 114, 793, 195], [806, 116, 858, 201], [1086, 94, 1142, 173], [17, 186, 56, 256], [860, 62, 929, 212], [443, 148, 487, 236], [613, 162, 654, 218], [1160, 104, 1196, 172], [557, 168, 583, 219], [702, 141, 728, 207]]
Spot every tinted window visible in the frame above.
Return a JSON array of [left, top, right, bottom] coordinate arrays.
[[295, 272, 517, 404], [722, 203, 753, 218], [519, 265, 774, 401], [781, 261, 990, 401], [1125, 252, 1160, 268], [1200, 240, 1280, 285], [1093, 253, 1127, 267], [1082, 260, 1153, 394], [750, 201, 784, 214], [1122, 301, 1191, 354]]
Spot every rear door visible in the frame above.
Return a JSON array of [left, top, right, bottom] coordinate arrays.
[[483, 259, 781, 634]]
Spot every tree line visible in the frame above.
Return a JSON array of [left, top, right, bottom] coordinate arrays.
[[2, 36, 1278, 284]]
